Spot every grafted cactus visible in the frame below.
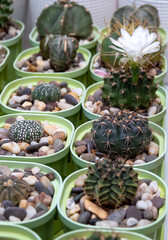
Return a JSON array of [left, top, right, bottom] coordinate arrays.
[[0, 0, 13, 29]]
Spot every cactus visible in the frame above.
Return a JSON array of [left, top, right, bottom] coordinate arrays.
[[85, 158, 138, 207], [0, 0, 13, 30], [102, 67, 157, 110], [0, 176, 31, 205], [40, 34, 54, 60], [36, 1, 93, 40], [32, 83, 61, 103], [91, 111, 152, 158], [9, 120, 44, 143], [86, 233, 121, 240]]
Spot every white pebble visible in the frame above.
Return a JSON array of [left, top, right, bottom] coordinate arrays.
[[149, 181, 158, 194], [23, 176, 37, 185], [0, 207, 5, 215], [109, 107, 120, 113], [151, 206, 158, 220], [30, 141, 38, 145], [134, 159, 145, 165], [148, 141, 159, 155], [34, 100, 46, 111], [39, 137, 49, 144], [66, 198, 75, 210], [11, 172, 24, 179], [79, 61, 86, 68], [138, 219, 151, 227], [100, 110, 110, 115], [96, 220, 118, 227], [9, 216, 21, 222], [2, 142, 21, 154], [38, 146, 50, 153], [86, 105, 97, 113], [145, 200, 153, 210], [93, 62, 100, 68], [84, 101, 93, 107], [155, 97, 161, 104], [16, 116, 25, 121], [69, 204, 81, 216], [153, 188, 161, 198], [58, 102, 74, 110], [31, 166, 41, 175], [36, 56, 43, 61], [42, 121, 49, 127], [141, 193, 154, 201], [26, 206, 37, 219], [126, 217, 138, 227], [61, 88, 67, 96], [71, 88, 83, 97], [136, 200, 148, 210], [148, 106, 157, 116]]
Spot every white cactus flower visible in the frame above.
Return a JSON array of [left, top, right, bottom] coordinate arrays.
[[109, 26, 160, 63]]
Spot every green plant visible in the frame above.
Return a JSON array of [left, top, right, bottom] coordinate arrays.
[[9, 120, 44, 143], [0, 176, 31, 205], [91, 111, 152, 158], [84, 158, 138, 207], [32, 83, 61, 103], [36, 1, 93, 40], [86, 233, 121, 240], [0, 0, 13, 30], [102, 66, 157, 110], [40, 35, 79, 72]]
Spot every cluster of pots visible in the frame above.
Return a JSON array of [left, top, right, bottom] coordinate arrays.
[[0, 10, 168, 240]]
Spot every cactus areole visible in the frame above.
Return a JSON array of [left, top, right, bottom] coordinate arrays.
[[91, 111, 153, 158]]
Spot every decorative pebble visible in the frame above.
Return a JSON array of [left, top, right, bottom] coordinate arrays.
[[36, 203, 48, 212], [149, 181, 158, 193], [26, 142, 49, 153], [141, 193, 154, 201], [148, 142, 159, 155], [23, 176, 37, 185], [134, 159, 145, 165], [35, 182, 51, 196], [96, 220, 118, 227], [9, 216, 21, 222], [58, 102, 74, 110], [107, 208, 126, 223], [148, 106, 157, 116], [4, 207, 27, 220], [30, 210, 46, 219], [53, 139, 64, 152], [39, 192, 52, 206], [70, 213, 80, 221], [75, 145, 87, 155], [69, 204, 81, 216], [84, 199, 108, 220], [31, 166, 41, 175], [151, 206, 158, 220], [2, 142, 21, 154], [143, 209, 153, 220], [137, 219, 151, 227], [126, 217, 138, 227], [11, 172, 24, 179], [65, 94, 78, 106], [0, 207, 5, 215], [66, 198, 75, 210], [126, 206, 142, 221], [136, 200, 148, 210], [40, 176, 52, 188], [26, 206, 37, 219], [152, 197, 165, 209], [0, 166, 11, 176], [71, 88, 82, 97], [145, 154, 158, 162], [19, 200, 28, 209], [81, 153, 95, 161], [77, 211, 91, 224], [74, 174, 87, 188], [94, 69, 108, 77], [52, 131, 66, 141]]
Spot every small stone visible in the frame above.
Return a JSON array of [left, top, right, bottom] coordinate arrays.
[[107, 208, 126, 223], [9, 216, 21, 222], [31, 166, 41, 175], [52, 131, 66, 141], [71, 187, 83, 193], [18, 151, 26, 156], [84, 199, 108, 220], [148, 142, 159, 155], [74, 140, 87, 147], [39, 137, 49, 144], [23, 176, 37, 185], [126, 206, 142, 220], [26, 142, 49, 153], [71, 88, 83, 97], [0, 215, 6, 221], [19, 200, 28, 209], [46, 172, 55, 181], [2, 142, 21, 154], [74, 174, 87, 187], [137, 219, 151, 227], [59, 81, 67, 88], [36, 203, 48, 212], [16, 116, 25, 121], [18, 142, 29, 151], [69, 204, 81, 216], [79, 61, 86, 68], [30, 210, 46, 219], [151, 197, 165, 209], [100, 110, 110, 115], [94, 69, 108, 78], [26, 206, 37, 219], [109, 107, 120, 113], [3, 200, 14, 209], [0, 140, 11, 147], [134, 159, 145, 165], [34, 100, 46, 111], [156, 105, 163, 114], [3, 123, 11, 130], [136, 183, 152, 198], [66, 198, 75, 210], [141, 193, 154, 201], [75, 145, 87, 155], [93, 89, 102, 102], [74, 192, 84, 203], [53, 139, 64, 152], [148, 106, 157, 116], [151, 206, 158, 220], [81, 153, 95, 161], [70, 213, 80, 221], [149, 181, 158, 193], [145, 155, 158, 162], [83, 132, 92, 140], [11, 172, 24, 179], [47, 149, 55, 155], [0, 207, 5, 215], [35, 182, 51, 196], [8, 26, 17, 37], [5, 117, 16, 125], [40, 176, 52, 188], [44, 125, 58, 135], [145, 200, 153, 210], [22, 101, 32, 108], [0, 166, 11, 176], [136, 200, 148, 210], [93, 62, 100, 68], [58, 102, 74, 110], [38, 146, 50, 153], [4, 207, 26, 220], [96, 220, 118, 227], [65, 94, 78, 106], [126, 217, 138, 227], [39, 192, 52, 206], [143, 209, 153, 220], [77, 211, 91, 224], [88, 218, 100, 225]]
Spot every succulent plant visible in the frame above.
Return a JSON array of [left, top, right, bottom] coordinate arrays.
[[102, 67, 157, 110], [86, 233, 121, 240], [91, 111, 152, 158], [85, 158, 138, 207], [36, 1, 93, 40], [0, 0, 13, 30], [32, 83, 61, 103], [40, 35, 79, 72], [0, 176, 31, 205], [9, 120, 44, 143]]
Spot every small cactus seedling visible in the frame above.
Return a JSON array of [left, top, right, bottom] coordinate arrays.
[[36, 1, 93, 40], [91, 111, 153, 158], [0, 0, 13, 30], [85, 158, 138, 207]]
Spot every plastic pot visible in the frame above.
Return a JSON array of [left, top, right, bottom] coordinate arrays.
[[13, 46, 92, 87], [70, 120, 166, 176], [29, 25, 100, 56], [55, 229, 152, 240], [0, 76, 85, 128], [0, 44, 10, 93], [0, 161, 62, 240], [90, 53, 167, 86], [58, 168, 167, 239], [0, 223, 41, 240], [98, 26, 168, 52], [0, 113, 74, 177], [0, 19, 25, 82], [82, 81, 167, 127]]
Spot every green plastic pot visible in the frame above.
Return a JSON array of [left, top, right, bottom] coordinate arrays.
[[70, 120, 166, 176], [13, 46, 92, 87], [29, 25, 100, 56], [0, 113, 74, 177], [0, 44, 10, 93], [90, 53, 167, 86], [0, 160, 62, 240], [0, 76, 85, 128], [82, 81, 167, 127], [98, 26, 168, 52], [0, 20, 25, 82], [0, 223, 41, 240], [58, 168, 167, 239], [55, 229, 152, 240]]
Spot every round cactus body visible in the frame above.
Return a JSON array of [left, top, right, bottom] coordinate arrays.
[[0, 0, 14, 29], [85, 158, 138, 207], [0, 176, 31, 205], [32, 83, 61, 103], [9, 120, 44, 143], [91, 111, 153, 158]]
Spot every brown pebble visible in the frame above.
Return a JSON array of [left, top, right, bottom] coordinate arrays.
[[84, 199, 108, 220], [83, 132, 92, 140], [75, 145, 87, 155], [52, 131, 65, 141]]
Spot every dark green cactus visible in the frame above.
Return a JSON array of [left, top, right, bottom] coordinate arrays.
[[102, 67, 157, 110], [40, 34, 54, 60], [111, 5, 134, 28], [0, 0, 13, 29], [32, 83, 61, 103], [36, 1, 93, 40], [9, 120, 44, 143], [91, 111, 152, 158], [85, 158, 138, 207]]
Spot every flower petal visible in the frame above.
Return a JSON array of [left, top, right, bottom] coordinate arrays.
[[141, 41, 160, 55], [109, 37, 124, 49]]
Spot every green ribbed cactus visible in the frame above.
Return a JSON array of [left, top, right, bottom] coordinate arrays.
[[91, 111, 152, 158], [9, 120, 44, 143], [36, 1, 93, 40], [32, 83, 61, 103], [102, 67, 157, 110], [85, 158, 138, 207], [0, 0, 13, 29]]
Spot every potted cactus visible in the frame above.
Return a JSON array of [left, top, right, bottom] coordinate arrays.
[[0, 161, 62, 240], [0, 44, 10, 93], [0, 76, 85, 128], [58, 163, 167, 238], [0, 113, 74, 177], [70, 111, 166, 175], [55, 229, 152, 240], [0, 0, 25, 82], [29, 0, 99, 55], [14, 35, 91, 87]]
